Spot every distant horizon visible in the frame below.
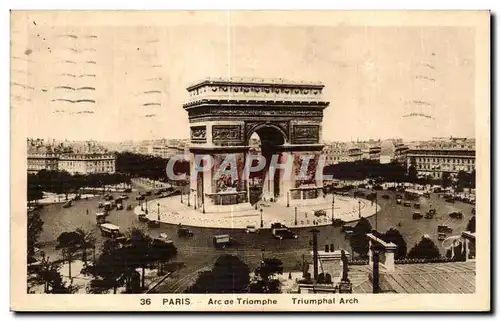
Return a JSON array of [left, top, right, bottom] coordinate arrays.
[[27, 134, 476, 145]]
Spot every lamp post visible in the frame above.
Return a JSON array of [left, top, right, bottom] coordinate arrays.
[[194, 193, 197, 210], [181, 190, 183, 204], [261, 248, 265, 262], [260, 209, 263, 228], [287, 192, 290, 208], [187, 189, 191, 207], [294, 207, 298, 225], [331, 193, 335, 225], [358, 200, 361, 219], [157, 202, 160, 221], [145, 197, 148, 214], [374, 192, 378, 231]]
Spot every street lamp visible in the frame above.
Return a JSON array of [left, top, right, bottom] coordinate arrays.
[[187, 189, 191, 207], [261, 248, 265, 262], [181, 190, 183, 204], [294, 207, 298, 225], [260, 209, 263, 228], [358, 200, 361, 219], [157, 202, 160, 221], [287, 192, 290, 208], [145, 197, 148, 214], [374, 192, 378, 231], [331, 193, 335, 225]]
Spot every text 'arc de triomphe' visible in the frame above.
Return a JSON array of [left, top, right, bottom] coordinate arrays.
[[183, 78, 330, 213]]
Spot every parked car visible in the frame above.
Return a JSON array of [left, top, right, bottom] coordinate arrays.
[[116, 203, 123, 210], [403, 201, 412, 207], [272, 228, 298, 240], [137, 213, 149, 222], [449, 211, 463, 219], [136, 195, 145, 201], [396, 198, 402, 205], [245, 225, 259, 233], [143, 191, 152, 196], [148, 219, 160, 228]]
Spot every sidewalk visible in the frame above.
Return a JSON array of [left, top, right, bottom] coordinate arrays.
[[135, 194, 379, 229]]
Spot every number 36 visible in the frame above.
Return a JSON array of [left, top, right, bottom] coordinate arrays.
[[140, 298, 151, 305]]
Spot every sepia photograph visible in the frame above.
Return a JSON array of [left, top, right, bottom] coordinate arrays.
[[10, 10, 490, 311]]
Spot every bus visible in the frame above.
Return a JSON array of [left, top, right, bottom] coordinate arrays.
[[100, 223, 122, 238]]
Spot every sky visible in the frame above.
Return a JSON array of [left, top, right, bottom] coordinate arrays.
[[11, 12, 476, 142]]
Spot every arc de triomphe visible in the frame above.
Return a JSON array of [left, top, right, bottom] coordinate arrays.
[[183, 78, 330, 213]]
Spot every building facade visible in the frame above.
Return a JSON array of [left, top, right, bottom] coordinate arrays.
[[27, 153, 59, 174], [57, 153, 116, 175], [406, 138, 475, 179]]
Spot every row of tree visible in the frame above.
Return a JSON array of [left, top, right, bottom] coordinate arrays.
[[28, 170, 132, 203], [115, 152, 189, 182], [323, 160, 408, 182]]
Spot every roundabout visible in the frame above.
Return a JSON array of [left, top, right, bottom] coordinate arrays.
[[135, 194, 380, 229]]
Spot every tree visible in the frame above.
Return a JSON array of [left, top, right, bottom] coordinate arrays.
[[28, 255, 77, 294], [75, 228, 96, 264], [441, 172, 452, 189], [126, 228, 154, 290], [466, 216, 476, 233], [381, 228, 407, 259], [249, 258, 284, 293], [349, 217, 372, 258], [407, 165, 418, 184], [408, 236, 441, 259], [27, 211, 44, 261], [56, 231, 81, 281], [82, 247, 129, 294], [187, 255, 250, 293]]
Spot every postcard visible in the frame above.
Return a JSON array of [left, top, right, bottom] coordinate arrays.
[[10, 10, 490, 311]]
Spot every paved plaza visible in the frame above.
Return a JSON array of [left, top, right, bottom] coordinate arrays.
[[137, 194, 379, 229]]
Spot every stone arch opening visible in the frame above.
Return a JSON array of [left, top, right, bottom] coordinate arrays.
[[247, 125, 287, 204]]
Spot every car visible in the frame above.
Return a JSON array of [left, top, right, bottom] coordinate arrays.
[[428, 208, 436, 214], [136, 195, 145, 201], [438, 233, 446, 241], [414, 203, 421, 209], [382, 194, 390, 199], [97, 202, 104, 209], [332, 218, 345, 227], [154, 190, 163, 195], [116, 203, 123, 210], [213, 234, 232, 248], [396, 198, 402, 205], [438, 225, 453, 233], [137, 213, 149, 222], [272, 228, 298, 240], [158, 233, 173, 243], [245, 225, 259, 233], [123, 188, 132, 193], [271, 222, 288, 230], [403, 201, 412, 207], [143, 191, 152, 196], [412, 212, 423, 220], [449, 211, 463, 219], [62, 200, 72, 208], [177, 227, 194, 237], [126, 204, 132, 210], [148, 220, 160, 228], [120, 194, 129, 200]]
